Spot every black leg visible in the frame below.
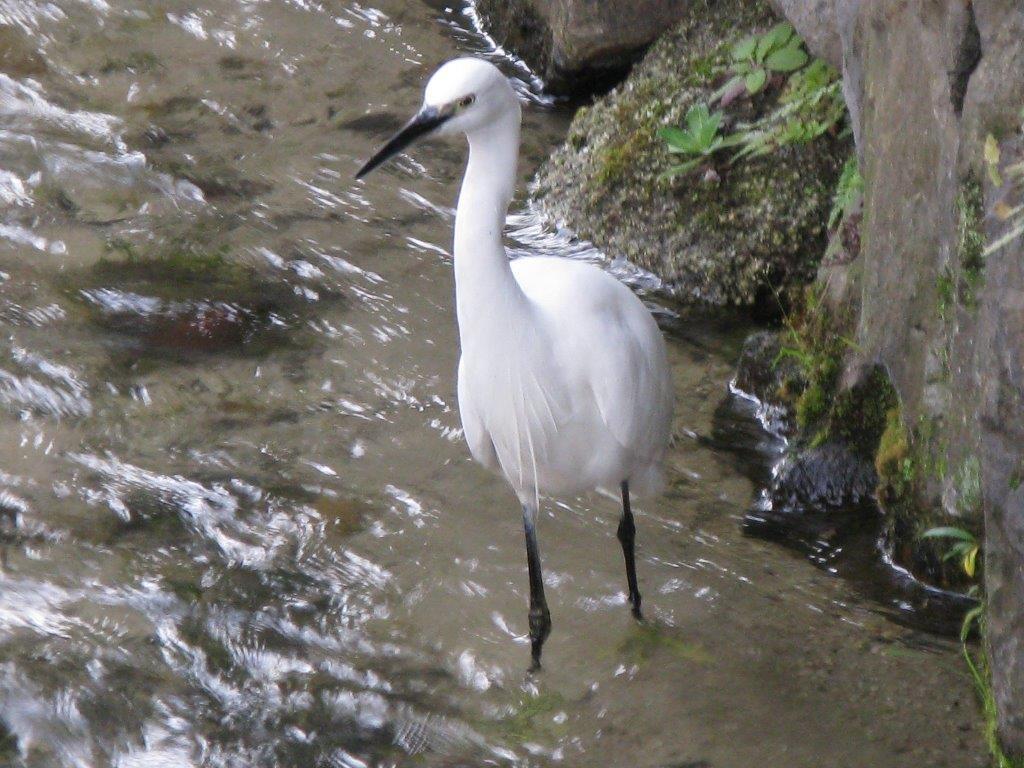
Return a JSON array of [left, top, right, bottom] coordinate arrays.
[[523, 505, 551, 670], [618, 481, 642, 620]]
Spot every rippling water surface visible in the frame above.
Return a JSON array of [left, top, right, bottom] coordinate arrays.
[[0, 1, 986, 766]]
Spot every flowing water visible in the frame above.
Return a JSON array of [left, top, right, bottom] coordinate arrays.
[[0, 1, 987, 766]]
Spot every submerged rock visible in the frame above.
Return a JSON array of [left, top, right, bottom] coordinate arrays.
[[532, 0, 849, 309], [69, 233, 332, 359]]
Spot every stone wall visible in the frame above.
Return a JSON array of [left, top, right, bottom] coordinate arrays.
[[833, 0, 1023, 753]]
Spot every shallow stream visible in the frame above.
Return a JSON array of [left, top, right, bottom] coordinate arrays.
[[0, 1, 984, 766]]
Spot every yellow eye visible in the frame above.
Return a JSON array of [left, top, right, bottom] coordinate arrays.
[[459, 95, 475, 108]]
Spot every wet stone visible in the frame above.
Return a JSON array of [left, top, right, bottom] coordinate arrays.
[[733, 330, 799, 418], [768, 441, 877, 512]]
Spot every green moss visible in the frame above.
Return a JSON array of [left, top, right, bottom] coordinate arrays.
[[140, 94, 202, 119], [875, 405, 985, 588], [819, 365, 898, 457], [165, 577, 203, 602], [99, 50, 161, 74], [153, 156, 272, 200], [956, 178, 986, 310], [773, 284, 852, 435], [682, 48, 724, 87], [95, 235, 250, 297], [595, 132, 652, 187], [497, 691, 569, 743], [1010, 460, 1024, 492], [617, 623, 711, 664], [937, 269, 955, 317], [875, 407, 911, 500], [915, 414, 949, 480], [796, 377, 831, 430], [34, 182, 79, 214], [57, 222, 329, 363]]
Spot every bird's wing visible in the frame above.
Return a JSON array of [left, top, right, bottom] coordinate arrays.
[[512, 256, 673, 491], [518, 258, 672, 464], [460, 322, 574, 496], [583, 300, 673, 464], [457, 356, 500, 472]]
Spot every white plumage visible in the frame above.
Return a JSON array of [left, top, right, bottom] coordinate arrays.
[[458, 256, 673, 501], [357, 58, 673, 668]]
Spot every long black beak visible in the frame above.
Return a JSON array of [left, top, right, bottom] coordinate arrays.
[[355, 106, 451, 179]]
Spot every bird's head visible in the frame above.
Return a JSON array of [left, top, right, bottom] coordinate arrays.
[[355, 57, 518, 179]]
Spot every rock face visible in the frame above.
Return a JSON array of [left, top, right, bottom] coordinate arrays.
[[821, 0, 1024, 755], [531, 0, 849, 308], [765, 0, 841, 68], [473, 0, 693, 94], [978, 132, 1024, 761]]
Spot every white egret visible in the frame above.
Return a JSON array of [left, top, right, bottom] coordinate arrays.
[[356, 58, 673, 668]]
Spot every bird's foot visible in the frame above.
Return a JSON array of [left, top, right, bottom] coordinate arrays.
[[629, 593, 643, 621], [528, 604, 551, 669]]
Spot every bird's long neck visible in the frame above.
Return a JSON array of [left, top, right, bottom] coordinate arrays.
[[453, 111, 527, 351]]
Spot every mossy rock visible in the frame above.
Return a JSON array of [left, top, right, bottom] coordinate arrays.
[[532, 0, 849, 308]]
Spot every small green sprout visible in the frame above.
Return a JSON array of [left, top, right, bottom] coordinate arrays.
[[721, 23, 809, 98], [658, 104, 743, 177]]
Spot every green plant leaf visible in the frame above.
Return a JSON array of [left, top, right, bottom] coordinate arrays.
[[983, 218, 1024, 257], [685, 104, 723, 149], [745, 68, 767, 94], [716, 131, 748, 150], [659, 158, 702, 179], [770, 22, 795, 47], [963, 546, 979, 577], [828, 156, 863, 229], [984, 133, 1003, 187], [731, 130, 772, 162], [712, 75, 746, 104], [732, 35, 757, 61], [984, 133, 1000, 166], [659, 126, 699, 154], [922, 526, 977, 543], [754, 32, 773, 63], [766, 44, 809, 72], [793, 59, 833, 91], [960, 604, 983, 643], [756, 23, 793, 62]]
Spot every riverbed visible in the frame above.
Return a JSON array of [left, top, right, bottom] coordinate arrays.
[[0, 1, 984, 766]]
